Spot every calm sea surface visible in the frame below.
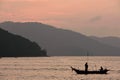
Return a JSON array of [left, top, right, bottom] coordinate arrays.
[[0, 56, 119, 80]]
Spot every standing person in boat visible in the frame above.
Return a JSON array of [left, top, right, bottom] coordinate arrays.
[[85, 62, 88, 72], [100, 66, 103, 71]]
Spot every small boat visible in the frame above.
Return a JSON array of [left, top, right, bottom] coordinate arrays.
[[71, 66, 110, 74]]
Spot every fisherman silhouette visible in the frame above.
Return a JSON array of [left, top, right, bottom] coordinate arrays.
[[85, 62, 88, 72], [100, 66, 103, 71]]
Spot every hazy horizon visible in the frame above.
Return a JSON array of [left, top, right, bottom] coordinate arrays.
[[0, 0, 120, 37]]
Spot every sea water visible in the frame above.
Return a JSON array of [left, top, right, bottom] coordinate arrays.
[[0, 56, 119, 80]]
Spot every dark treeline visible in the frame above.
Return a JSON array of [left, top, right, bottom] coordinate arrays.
[[0, 28, 47, 57]]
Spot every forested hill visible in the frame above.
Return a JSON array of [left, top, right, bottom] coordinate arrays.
[[0, 28, 47, 57]]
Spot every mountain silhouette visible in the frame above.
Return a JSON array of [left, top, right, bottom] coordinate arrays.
[[0, 27, 47, 57], [90, 36, 120, 48], [0, 21, 120, 56]]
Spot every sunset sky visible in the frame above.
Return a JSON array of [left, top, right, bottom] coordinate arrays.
[[0, 0, 120, 37]]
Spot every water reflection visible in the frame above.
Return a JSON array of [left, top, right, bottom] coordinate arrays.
[[0, 56, 119, 80]]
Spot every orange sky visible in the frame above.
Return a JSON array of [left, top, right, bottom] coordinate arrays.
[[0, 0, 120, 37]]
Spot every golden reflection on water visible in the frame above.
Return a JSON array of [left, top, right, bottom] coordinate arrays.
[[0, 56, 120, 80]]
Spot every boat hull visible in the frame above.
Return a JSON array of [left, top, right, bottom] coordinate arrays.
[[71, 67, 109, 74]]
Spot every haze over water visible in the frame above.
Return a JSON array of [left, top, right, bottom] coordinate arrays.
[[0, 56, 119, 80]]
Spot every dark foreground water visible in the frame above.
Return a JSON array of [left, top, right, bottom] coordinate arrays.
[[0, 56, 119, 80]]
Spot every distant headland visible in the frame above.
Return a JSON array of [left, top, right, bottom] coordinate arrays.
[[0, 21, 120, 56]]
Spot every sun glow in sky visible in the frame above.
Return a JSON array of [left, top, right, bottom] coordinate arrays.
[[0, 0, 120, 37]]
